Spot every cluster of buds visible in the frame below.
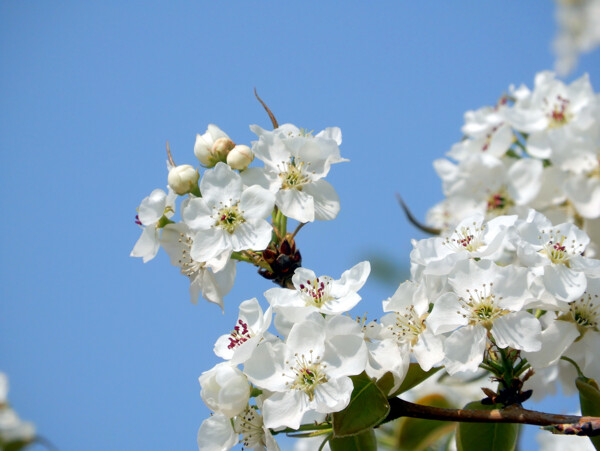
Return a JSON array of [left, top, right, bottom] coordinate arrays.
[[258, 234, 302, 288], [193, 124, 254, 170]]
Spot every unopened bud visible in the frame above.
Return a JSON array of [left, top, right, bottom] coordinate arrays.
[[194, 125, 233, 167], [226, 145, 254, 170], [168, 164, 199, 195]]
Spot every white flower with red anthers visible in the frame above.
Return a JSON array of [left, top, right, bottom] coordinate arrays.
[[244, 123, 347, 223], [426, 259, 541, 375], [514, 210, 600, 304], [264, 261, 370, 327], [130, 188, 176, 263], [182, 162, 275, 263], [504, 72, 598, 159], [243, 313, 367, 430], [213, 298, 273, 365], [411, 214, 516, 277], [160, 223, 236, 310]]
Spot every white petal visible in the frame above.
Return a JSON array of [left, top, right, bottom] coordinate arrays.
[[314, 377, 354, 413], [543, 264, 587, 303], [413, 329, 445, 371], [230, 219, 272, 252], [130, 227, 160, 263], [197, 414, 237, 451], [426, 293, 468, 335], [491, 311, 541, 352], [191, 228, 231, 262], [240, 185, 275, 220], [276, 189, 315, 223], [201, 163, 242, 208], [303, 180, 340, 221], [443, 325, 487, 375], [262, 391, 307, 430], [522, 320, 580, 368]]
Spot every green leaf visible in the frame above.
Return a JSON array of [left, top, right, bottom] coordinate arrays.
[[391, 363, 441, 397], [332, 372, 390, 437], [455, 402, 518, 451], [396, 394, 457, 451], [576, 375, 600, 450], [376, 371, 396, 397], [330, 429, 377, 451]]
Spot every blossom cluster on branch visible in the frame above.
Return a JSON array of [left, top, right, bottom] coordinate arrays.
[[131, 71, 600, 451]]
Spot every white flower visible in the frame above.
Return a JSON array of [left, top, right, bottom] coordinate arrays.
[[244, 313, 367, 429], [182, 163, 275, 262], [0, 373, 36, 445], [234, 405, 280, 451], [197, 413, 237, 451], [264, 261, 370, 318], [130, 188, 176, 263], [199, 362, 250, 418], [249, 123, 347, 223], [160, 223, 236, 309], [213, 298, 272, 364], [380, 280, 444, 371], [426, 259, 541, 375], [514, 210, 600, 303]]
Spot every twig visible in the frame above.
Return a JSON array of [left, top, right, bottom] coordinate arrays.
[[254, 88, 279, 129], [396, 193, 441, 235]]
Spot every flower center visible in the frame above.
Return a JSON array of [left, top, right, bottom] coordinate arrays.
[[279, 160, 311, 190], [459, 283, 508, 329], [227, 319, 252, 350], [539, 230, 583, 266], [443, 223, 486, 253], [391, 306, 426, 347], [299, 277, 334, 308], [547, 95, 571, 128], [567, 292, 599, 334], [286, 353, 328, 401], [215, 204, 245, 234], [234, 407, 265, 449], [486, 189, 514, 215]]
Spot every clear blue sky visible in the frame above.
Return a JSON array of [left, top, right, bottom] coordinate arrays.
[[1, 2, 598, 450]]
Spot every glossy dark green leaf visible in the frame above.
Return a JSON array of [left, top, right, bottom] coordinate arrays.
[[391, 363, 441, 397], [332, 372, 390, 437], [455, 402, 518, 451], [330, 428, 377, 451], [376, 371, 396, 397], [576, 376, 600, 450], [396, 393, 457, 451]]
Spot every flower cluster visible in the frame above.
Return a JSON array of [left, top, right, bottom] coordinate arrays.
[[0, 372, 36, 449], [131, 122, 347, 309], [427, 71, 600, 255], [197, 263, 373, 450]]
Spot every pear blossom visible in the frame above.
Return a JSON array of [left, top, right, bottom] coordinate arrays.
[[167, 164, 199, 195], [264, 261, 370, 316], [248, 123, 347, 223], [0, 373, 36, 446], [514, 210, 600, 303], [130, 188, 176, 263], [160, 223, 236, 309], [213, 298, 273, 364], [380, 280, 444, 372], [182, 163, 275, 262], [426, 259, 541, 374], [234, 404, 280, 451], [244, 313, 367, 429]]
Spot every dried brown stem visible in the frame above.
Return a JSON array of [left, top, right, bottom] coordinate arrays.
[[166, 141, 176, 167], [395, 193, 441, 235], [254, 88, 279, 129]]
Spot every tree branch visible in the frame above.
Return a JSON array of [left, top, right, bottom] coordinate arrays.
[[384, 398, 600, 436]]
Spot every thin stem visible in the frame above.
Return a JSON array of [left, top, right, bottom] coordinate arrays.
[[291, 222, 307, 239]]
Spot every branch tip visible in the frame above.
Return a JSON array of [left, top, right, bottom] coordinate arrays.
[[254, 88, 279, 129]]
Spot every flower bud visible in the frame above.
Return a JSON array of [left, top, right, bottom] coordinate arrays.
[[167, 164, 199, 195], [194, 125, 234, 167], [199, 362, 250, 418], [226, 144, 254, 170]]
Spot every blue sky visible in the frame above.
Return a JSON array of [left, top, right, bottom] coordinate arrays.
[[1, 2, 599, 450]]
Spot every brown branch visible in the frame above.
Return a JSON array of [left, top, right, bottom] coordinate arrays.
[[395, 193, 441, 235], [254, 88, 279, 129], [384, 398, 600, 436]]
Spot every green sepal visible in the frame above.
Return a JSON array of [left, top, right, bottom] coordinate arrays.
[[329, 428, 377, 451], [391, 363, 441, 398], [576, 375, 600, 450], [332, 372, 390, 437], [455, 402, 518, 451]]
